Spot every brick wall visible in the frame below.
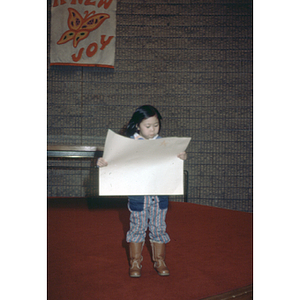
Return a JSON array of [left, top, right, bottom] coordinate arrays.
[[47, 0, 253, 212]]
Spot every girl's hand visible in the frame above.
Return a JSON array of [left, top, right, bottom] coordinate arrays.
[[177, 152, 187, 160], [97, 157, 108, 167]]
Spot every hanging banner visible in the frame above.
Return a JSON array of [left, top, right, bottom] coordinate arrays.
[[50, 0, 116, 68]]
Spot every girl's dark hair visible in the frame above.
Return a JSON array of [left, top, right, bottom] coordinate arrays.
[[125, 105, 162, 137]]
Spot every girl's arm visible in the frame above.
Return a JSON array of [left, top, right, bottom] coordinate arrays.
[[97, 157, 108, 167], [177, 152, 187, 160]]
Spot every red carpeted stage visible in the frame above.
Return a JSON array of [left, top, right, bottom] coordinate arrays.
[[47, 198, 252, 300]]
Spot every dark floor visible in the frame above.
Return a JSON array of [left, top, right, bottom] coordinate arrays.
[[201, 285, 253, 300]]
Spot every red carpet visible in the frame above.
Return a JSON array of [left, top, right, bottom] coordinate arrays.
[[47, 198, 252, 300]]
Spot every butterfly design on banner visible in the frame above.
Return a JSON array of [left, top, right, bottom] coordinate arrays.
[[57, 8, 110, 48]]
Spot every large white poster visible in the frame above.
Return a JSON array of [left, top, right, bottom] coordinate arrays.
[[99, 130, 191, 196], [50, 0, 116, 68]]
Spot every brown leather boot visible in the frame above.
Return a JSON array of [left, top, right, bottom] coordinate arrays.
[[129, 242, 144, 278], [150, 240, 170, 276]]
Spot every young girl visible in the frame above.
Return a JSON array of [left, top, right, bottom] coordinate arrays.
[[97, 105, 187, 277]]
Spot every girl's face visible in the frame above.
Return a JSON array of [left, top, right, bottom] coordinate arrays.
[[137, 115, 160, 139]]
